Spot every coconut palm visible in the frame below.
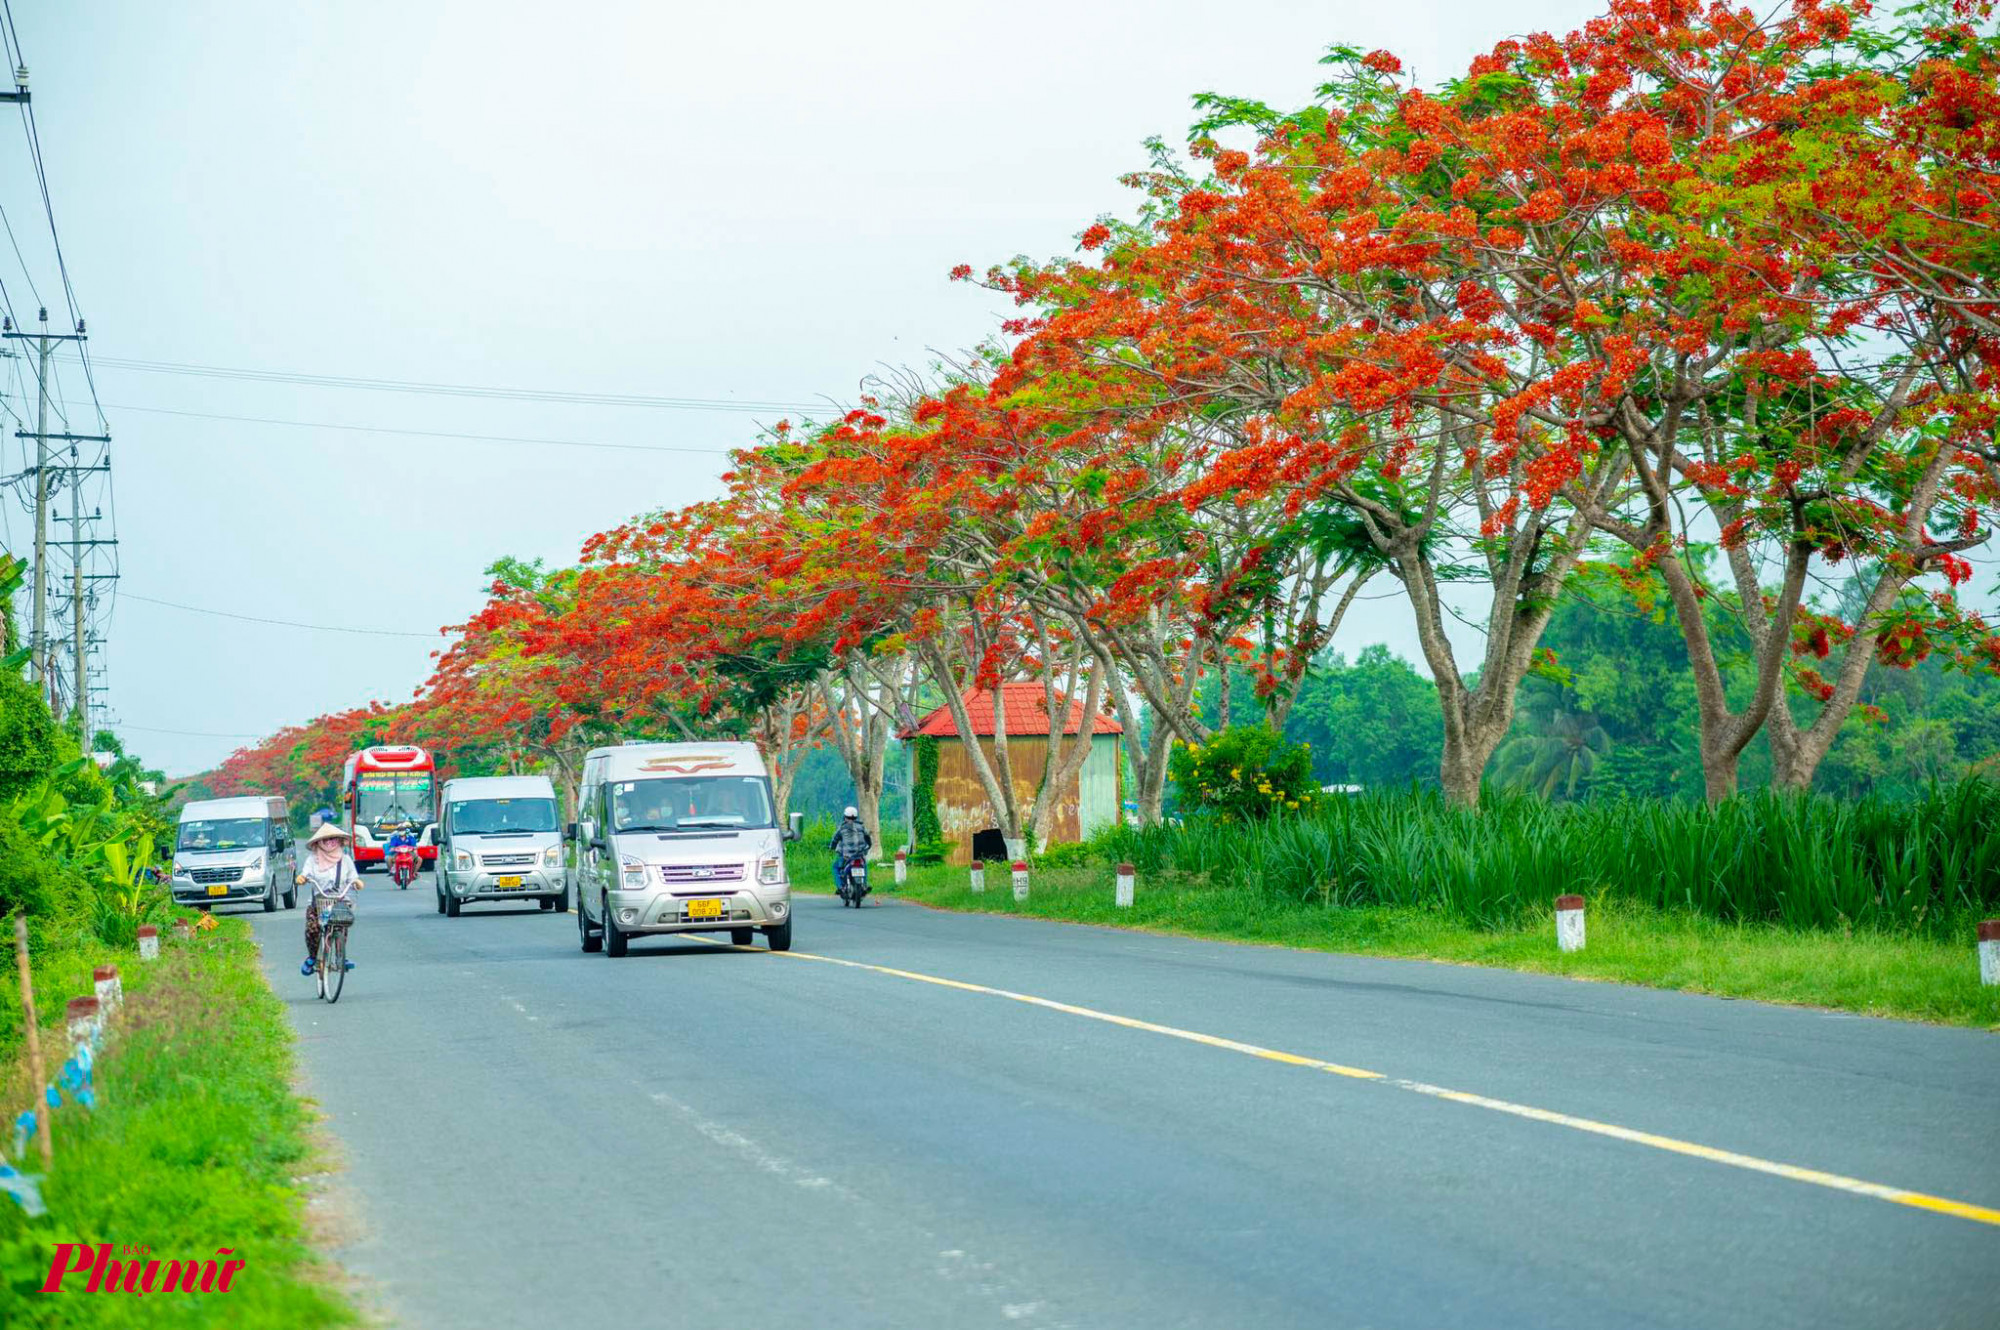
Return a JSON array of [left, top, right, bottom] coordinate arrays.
[[1492, 710, 1611, 799]]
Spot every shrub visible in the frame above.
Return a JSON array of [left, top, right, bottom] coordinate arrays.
[[1169, 726, 1319, 821], [0, 672, 63, 801], [1095, 780, 2000, 934], [910, 736, 943, 846], [0, 806, 88, 939]]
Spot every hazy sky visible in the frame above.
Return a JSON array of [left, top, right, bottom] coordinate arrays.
[[7, 0, 1608, 775]]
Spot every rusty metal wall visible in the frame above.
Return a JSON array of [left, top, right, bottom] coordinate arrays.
[[932, 737, 1083, 864]]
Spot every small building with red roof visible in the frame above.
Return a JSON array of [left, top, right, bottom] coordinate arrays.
[[899, 683, 1124, 865]]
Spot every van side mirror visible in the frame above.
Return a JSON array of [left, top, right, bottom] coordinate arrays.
[[580, 819, 600, 848], [565, 821, 578, 843], [784, 812, 803, 842]]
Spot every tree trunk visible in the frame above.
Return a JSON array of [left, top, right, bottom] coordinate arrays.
[[816, 656, 903, 857], [1138, 721, 1172, 824], [916, 639, 1023, 847], [1027, 650, 1104, 851]]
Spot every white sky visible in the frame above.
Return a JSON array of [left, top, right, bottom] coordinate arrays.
[[5, 0, 1608, 775]]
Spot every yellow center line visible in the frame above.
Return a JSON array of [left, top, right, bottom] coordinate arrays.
[[719, 940, 2000, 1229]]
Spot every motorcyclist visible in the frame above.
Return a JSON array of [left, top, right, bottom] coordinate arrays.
[[829, 807, 871, 895], [385, 823, 419, 880]]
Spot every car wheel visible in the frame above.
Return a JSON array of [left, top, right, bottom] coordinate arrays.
[[604, 907, 628, 957], [284, 880, 298, 910], [445, 892, 461, 918], [263, 879, 277, 913], [551, 884, 569, 913], [578, 899, 602, 953], [730, 927, 752, 947], [764, 919, 792, 951]]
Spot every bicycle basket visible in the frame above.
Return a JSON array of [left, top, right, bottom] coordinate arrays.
[[324, 900, 356, 926]]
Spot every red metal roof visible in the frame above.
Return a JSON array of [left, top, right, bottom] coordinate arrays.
[[904, 684, 1122, 739]]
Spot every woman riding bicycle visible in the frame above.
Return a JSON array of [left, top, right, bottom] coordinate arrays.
[[298, 822, 362, 976]]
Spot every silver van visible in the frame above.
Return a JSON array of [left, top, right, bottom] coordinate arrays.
[[172, 796, 295, 911], [573, 742, 800, 957], [435, 774, 567, 917]]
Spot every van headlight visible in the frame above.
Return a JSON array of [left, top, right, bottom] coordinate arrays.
[[542, 844, 563, 869], [247, 854, 265, 878], [759, 855, 783, 885], [620, 856, 649, 888], [452, 849, 473, 872], [171, 861, 190, 880]]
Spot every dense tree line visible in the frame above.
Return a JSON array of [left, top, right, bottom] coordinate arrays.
[[197, 2, 2000, 842]]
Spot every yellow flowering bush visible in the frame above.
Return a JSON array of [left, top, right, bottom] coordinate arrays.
[[1168, 726, 1318, 821]]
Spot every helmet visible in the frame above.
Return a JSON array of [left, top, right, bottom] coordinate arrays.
[[843, 806, 859, 819]]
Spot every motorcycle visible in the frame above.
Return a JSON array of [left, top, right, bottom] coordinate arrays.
[[389, 841, 418, 890], [836, 857, 869, 908]]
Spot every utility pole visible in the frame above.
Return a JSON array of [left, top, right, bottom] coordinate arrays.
[[55, 493, 107, 748], [5, 310, 102, 717], [68, 442, 81, 743], [26, 310, 45, 696]]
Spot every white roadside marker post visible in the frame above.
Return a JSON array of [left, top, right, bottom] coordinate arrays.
[[894, 851, 907, 887], [92, 965, 119, 1015], [969, 860, 985, 893], [65, 996, 100, 1049], [1012, 860, 1030, 903], [1115, 862, 1135, 909], [1555, 894, 1586, 953], [1980, 920, 2000, 987], [136, 925, 159, 962]]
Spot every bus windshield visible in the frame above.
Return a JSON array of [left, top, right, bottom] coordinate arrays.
[[356, 773, 434, 832], [611, 776, 774, 832], [177, 818, 268, 852], [449, 798, 559, 836]]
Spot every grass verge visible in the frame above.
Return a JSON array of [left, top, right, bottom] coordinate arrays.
[[0, 920, 358, 1328], [813, 857, 2000, 1030]]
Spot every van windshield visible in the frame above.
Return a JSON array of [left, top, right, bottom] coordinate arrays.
[[450, 797, 559, 835], [177, 818, 268, 852], [611, 776, 774, 832]]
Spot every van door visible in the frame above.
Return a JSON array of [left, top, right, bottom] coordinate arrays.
[[579, 762, 604, 925], [436, 792, 452, 892]]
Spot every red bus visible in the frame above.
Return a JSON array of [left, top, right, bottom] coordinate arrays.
[[343, 745, 438, 870]]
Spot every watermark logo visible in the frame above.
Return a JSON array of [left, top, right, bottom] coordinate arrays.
[[40, 1243, 245, 1295]]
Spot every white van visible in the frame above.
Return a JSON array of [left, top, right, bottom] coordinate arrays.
[[435, 774, 567, 917], [172, 796, 295, 911], [573, 742, 799, 957]]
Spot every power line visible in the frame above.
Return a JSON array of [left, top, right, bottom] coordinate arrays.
[[118, 721, 264, 740], [122, 591, 438, 638], [66, 353, 836, 414], [1, 2, 111, 747], [79, 399, 749, 456]]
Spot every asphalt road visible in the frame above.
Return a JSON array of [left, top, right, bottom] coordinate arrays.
[[243, 879, 1998, 1330]]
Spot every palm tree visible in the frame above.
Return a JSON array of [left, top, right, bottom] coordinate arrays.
[[1493, 710, 1611, 799]]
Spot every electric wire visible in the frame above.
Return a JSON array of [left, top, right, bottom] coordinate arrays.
[[66, 353, 836, 415], [3, 0, 115, 727], [118, 722, 265, 740], [122, 591, 439, 639], [78, 399, 745, 456]]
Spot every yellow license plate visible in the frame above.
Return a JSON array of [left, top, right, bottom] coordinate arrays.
[[496, 876, 523, 889], [686, 898, 724, 920], [206, 885, 228, 897]]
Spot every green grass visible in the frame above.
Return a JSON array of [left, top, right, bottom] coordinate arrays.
[[0, 937, 123, 1073], [797, 849, 2000, 1029], [0, 921, 357, 1328]]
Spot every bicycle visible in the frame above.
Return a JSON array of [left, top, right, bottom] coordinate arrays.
[[315, 897, 356, 1003]]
